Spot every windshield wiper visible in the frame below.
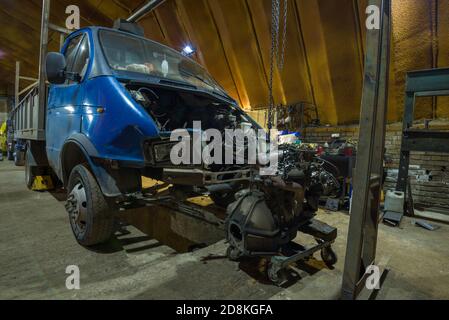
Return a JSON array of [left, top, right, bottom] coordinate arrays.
[[179, 69, 231, 101], [158, 79, 197, 89], [179, 69, 215, 90]]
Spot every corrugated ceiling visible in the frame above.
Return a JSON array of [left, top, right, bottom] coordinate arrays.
[[0, 0, 448, 125]]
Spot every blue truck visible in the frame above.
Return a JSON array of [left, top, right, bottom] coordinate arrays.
[[10, 5, 256, 247], [10, 2, 340, 280]]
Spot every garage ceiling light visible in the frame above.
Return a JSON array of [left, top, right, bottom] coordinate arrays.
[[182, 45, 195, 57]]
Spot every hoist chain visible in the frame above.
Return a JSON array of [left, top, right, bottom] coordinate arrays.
[[268, 0, 288, 131], [279, 0, 288, 70]]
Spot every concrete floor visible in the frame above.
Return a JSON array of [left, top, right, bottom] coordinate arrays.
[[1, 159, 449, 300]]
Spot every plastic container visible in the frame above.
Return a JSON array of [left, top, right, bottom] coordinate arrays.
[[384, 190, 405, 213]]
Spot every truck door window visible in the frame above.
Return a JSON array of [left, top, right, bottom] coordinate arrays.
[[64, 35, 83, 71], [72, 36, 90, 80], [63, 34, 83, 85]]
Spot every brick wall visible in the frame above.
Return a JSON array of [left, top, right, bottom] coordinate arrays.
[[303, 121, 449, 208]]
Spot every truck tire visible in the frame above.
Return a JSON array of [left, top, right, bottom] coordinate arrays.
[[210, 192, 236, 209], [25, 148, 37, 190], [66, 164, 115, 246], [14, 151, 25, 167], [209, 167, 245, 208]]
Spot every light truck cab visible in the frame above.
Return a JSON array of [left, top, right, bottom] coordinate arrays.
[[43, 21, 258, 246]]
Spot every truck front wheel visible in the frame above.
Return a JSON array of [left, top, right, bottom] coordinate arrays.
[[66, 164, 115, 246]]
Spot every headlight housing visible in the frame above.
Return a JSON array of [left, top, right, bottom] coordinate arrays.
[[153, 142, 177, 163], [145, 140, 179, 164]]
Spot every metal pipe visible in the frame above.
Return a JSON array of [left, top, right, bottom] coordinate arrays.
[[59, 33, 66, 51], [19, 82, 39, 96], [38, 0, 50, 132], [49, 23, 71, 35], [126, 0, 166, 23], [205, 184, 234, 194], [19, 76, 38, 82], [15, 61, 20, 107]]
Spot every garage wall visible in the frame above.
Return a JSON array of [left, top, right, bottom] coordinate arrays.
[[303, 121, 449, 209]]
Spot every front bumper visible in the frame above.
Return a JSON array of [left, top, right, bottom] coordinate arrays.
[[162, 168, 251, 186]]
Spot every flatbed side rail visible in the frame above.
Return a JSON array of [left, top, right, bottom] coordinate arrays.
[[10, 0, 62, 142], [10, 81, 46, 141]]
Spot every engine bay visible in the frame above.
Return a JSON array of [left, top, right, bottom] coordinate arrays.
[[127, 84, 254, 133]]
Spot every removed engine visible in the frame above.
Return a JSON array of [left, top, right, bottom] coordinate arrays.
[[225, 145, 339, 284]]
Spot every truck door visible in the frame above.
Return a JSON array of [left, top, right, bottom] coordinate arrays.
[[47, 33, 91, 175]]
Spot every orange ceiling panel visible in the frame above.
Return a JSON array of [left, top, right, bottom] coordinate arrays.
[[1, 0, 449, 124]]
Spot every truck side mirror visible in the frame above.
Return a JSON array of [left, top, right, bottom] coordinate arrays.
[[46, 52, 67, 84]]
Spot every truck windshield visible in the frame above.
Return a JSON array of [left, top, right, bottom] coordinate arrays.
[[99, 30, 227, 96]]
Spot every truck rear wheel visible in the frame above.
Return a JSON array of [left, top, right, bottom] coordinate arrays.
[[25, 148, 37, 190], [14, 151, 25, 166], [7, 150, 14, 161], [66, 164, 115, 246]]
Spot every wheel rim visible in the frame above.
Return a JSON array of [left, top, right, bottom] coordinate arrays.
[[227, 246, 241, 261], [322, 248, 330, 260], [67, 182, 88, 235], [321, 247, 336, 265]]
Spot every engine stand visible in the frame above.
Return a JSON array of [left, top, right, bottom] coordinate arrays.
[[267, 219, 338, 286]]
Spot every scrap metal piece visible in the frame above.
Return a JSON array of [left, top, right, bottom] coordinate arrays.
[[383, 211, 403, 227], [414, 220, 440, 231]]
